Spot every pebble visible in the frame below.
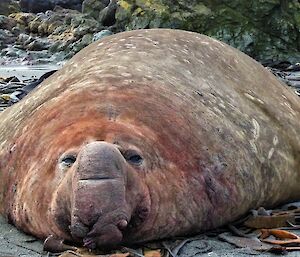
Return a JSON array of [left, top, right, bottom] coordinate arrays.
[[92, 29, 112, 41]]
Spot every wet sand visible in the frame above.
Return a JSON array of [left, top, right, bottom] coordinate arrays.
[[2, 213, 300, 257], [0, 216, 43, 257]]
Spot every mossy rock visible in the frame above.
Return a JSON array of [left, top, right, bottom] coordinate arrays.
[[9, 12, 36, 26], [82, 0, 107, 19], [115, 0, 300, 63]]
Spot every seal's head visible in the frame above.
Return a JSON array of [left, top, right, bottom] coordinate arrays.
[[52, 133, 155, 249], [53, 140, 149, 249]]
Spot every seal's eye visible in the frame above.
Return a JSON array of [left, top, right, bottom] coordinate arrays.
[[123, 150, 143, 166], [60, 154, 77, 167]]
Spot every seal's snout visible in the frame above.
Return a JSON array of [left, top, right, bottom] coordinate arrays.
[[70, 141, 131, 248]]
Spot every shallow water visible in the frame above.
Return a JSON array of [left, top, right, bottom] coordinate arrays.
[[0, 64, 61, 80]]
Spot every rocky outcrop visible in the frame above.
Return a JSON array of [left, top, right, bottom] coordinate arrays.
[[115, 0, 300, 63], [0, 6, 114, 65], [82, 0, 109, 18], [1, 0, 299, 65]]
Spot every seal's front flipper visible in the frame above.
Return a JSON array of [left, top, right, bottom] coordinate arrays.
[[43, 235, 77, 253]]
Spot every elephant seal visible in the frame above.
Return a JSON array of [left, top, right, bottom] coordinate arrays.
[[0, 29, 299, 250]]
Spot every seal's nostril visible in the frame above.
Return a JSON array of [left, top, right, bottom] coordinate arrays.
[[117, 219, 128, 230]]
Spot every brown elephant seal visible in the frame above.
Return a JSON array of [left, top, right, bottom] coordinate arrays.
[[0, 29, 299, 250]]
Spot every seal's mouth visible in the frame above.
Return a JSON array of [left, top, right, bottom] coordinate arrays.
[[70, 209, 130, 249], [83, 214, 129, 249]]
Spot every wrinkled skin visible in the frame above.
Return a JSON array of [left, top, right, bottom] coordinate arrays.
[[0, 29, 300, 249]]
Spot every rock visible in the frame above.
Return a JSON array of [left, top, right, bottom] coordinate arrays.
[[51, 25, 69, 35], [1, 46, 26, 59], [26, 7, 79, 35], [0, 29, 16, 46], [0, 0, 21, 16], [11, 26, 21, 35], [48, 29, 77, 48], [0, 15, 17, 30], [0, 5, 106, 66], [73, 26, 91, 38], [9, 12, 36, 26], [26, 49, 51, 59], [68, 33, 93, 53], [48, 41, 62, 52], [28, 17, 42, 33], [82, 0, 110, 19], [81, 0, 116, 26], [115, 0, 300, 63], [17, 33, 31, 44], [5, 50, 18, 58], [72, 18, 100, 38], [82, 33, 93, 44], [25, 38, 52, 51], [23, 35, 35, 46], [20, 0, 84, 13], [92, 29, 112, 41], [98, 0, 117, 26]]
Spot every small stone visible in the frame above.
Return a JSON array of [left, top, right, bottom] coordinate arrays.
[[56, 41, 69, 51], [6, 50, 18, 57], [48, 41, 61, 53], [81, 33, 93, 45], [0, 29, 15, 45], [0, 15, 17, 30], [73, 26, 90, 38], [71, 34, 93, 52], [11, 26, 21, 35], [71, 18, 100, 38], [17, 33, 30, 44], [24, 35, 35, 46], [26, 38, 51, 51], [70, 15, 82, 28], [51, 24, 68, 35], [28, 17, 42, 33], [37, 22, 49, 35], [92, 29, 112, 42]]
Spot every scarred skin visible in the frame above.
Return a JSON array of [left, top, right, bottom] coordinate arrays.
[[0, 29, 300, 249]]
